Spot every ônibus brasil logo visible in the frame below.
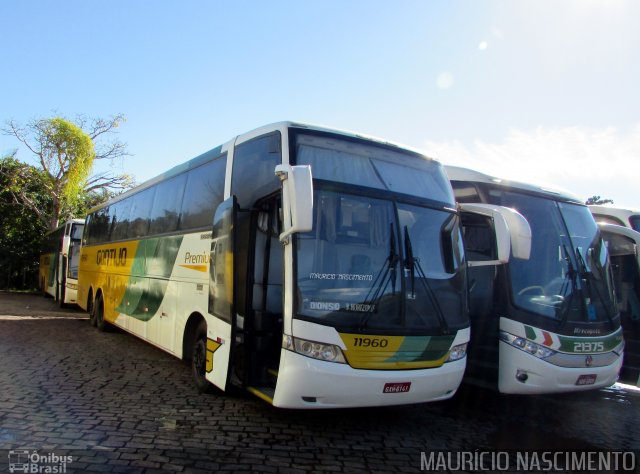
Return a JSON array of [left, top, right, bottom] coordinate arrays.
[[8, 450, 73, 473]]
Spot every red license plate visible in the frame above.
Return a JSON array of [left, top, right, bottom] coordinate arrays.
[[576, 374, 597, 386], [383, 382, 411, 393]]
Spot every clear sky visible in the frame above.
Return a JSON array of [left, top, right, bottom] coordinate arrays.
[[1, 0, 639, 207]]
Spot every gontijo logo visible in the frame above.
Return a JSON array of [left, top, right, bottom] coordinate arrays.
[[96, 247, 127, 266]]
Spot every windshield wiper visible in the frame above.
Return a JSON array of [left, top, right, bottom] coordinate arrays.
[[359, 223, 398, 329], [574, 246, 615, 326], [404, 226, 450, 334], [557, 244, 579, 329]]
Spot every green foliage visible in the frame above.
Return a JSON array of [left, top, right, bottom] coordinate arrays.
[[585, 195, 614, 205], [0, 155, 50, 289], [43, 117, 95, 207], [2, 114, 130, 230]]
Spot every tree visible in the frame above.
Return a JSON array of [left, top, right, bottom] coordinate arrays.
[[0, 154, 51, 289], [585, 195, 614, 206], [2, 114, 133, 230]]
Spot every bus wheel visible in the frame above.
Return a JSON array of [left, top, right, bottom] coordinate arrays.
[[88, 297, 97, 327], [191, 320, 213, 393], [58, 285, 67, 308], [95, 294, 109, 332]]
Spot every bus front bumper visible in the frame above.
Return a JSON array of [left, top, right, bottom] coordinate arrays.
[[498, 342, 622, 394], [271, 349, 466, 409]]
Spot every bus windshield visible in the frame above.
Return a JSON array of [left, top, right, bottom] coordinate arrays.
[[293, 132, 467, 335], [487, 189, 616, 323], [295, 191, 467, 334]]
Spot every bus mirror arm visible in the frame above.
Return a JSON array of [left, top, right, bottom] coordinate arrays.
[[275, 164, 314, 244]]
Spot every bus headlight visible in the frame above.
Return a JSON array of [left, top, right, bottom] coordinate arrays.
[[500, 331, 556, 359], [283, 335, 346, 364], [446, 343, 468, 362]]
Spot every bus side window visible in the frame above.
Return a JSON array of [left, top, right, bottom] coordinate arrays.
[[149, 174, 187, 235], [129, 187, 156, 238], [179, 155, 226, 231], [87, 206, 111, 244], [232, 133, 282, 209], [110, 199, 132, 241]]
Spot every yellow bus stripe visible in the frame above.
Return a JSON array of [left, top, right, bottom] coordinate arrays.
[[179, 264, 208, 272]]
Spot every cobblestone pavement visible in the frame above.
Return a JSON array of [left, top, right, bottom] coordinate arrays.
[[0, 292, 639, 473]]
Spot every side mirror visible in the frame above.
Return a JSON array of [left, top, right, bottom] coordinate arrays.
[[275, 164, 313, 243], [459, 203, 532, 267]]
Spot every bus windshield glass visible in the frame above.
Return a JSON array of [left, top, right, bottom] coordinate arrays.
[[70, 223, 84, 241], [558, 202, 617, 322], [487, 189, 616, 323]]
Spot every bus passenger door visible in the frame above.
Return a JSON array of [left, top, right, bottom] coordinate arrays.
[[206, 196, 238, 391], [599, 223, 640, 385]]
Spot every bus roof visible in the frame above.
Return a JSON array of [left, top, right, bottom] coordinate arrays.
[[444, 165, 583, 204], [86, 121, 438, 214], [589, 204, 640, 215], [589, 204, 640, 228]]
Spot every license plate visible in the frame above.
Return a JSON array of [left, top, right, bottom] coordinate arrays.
[[576, 374, 597, 386], [383, 382, 411, 393]]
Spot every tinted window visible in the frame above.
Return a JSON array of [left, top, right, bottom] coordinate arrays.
[[149, 174, 187, 235], [180, 155, 226, 230], [129, 187, 156, 238], [232, 133, 281, 208], [296, 133, 454, 205], [630, 216, 640, 232], [86, 207, 111, 244], [110, 199, 132, 241]]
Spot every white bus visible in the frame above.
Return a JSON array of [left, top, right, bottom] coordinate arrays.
[[590, 205, 640, 232], [446, 166, 624, 394], [39, 218, 85, 307], [597, 223, 640, 385], [77, 122, 523, 408]]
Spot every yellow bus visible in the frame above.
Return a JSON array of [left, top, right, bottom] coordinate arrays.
[[39, 218, 85, 307], [78, 122, 524, 408]]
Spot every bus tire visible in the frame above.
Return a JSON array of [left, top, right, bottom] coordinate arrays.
[[95, 294, 109, 332], [58, 285, 67, 308], [88, 295, 97, 327], [191, 320, 214, 393]]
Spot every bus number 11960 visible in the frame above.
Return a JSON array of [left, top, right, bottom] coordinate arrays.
[[353, 337, 389, 348]]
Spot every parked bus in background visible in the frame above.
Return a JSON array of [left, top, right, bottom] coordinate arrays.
[[446, 166, 623, 394], [39, 218, 85, 307], [597, 223, 640, 386], [590, 204, 640, 232], [77, 122, 525, 409]]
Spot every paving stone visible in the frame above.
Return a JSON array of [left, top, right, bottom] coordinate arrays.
[[0, 292, 639, 474]]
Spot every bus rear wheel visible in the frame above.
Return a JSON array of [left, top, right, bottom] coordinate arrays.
[[191, 320, 213, 393], [94, 294, 109, 332], [88, 296, 97, 327]]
